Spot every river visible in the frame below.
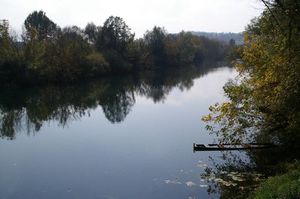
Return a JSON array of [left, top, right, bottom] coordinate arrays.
[[0, 65, 243, 199]]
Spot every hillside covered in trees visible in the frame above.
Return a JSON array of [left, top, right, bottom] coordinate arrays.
[[0, 11, 232, 86], [191, 31, 244, 45]]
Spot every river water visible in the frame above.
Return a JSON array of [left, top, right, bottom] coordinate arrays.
[[0, 65, 240, 199]]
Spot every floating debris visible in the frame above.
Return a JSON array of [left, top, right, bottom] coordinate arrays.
[[164, 179, 182, 185], [220, 170, 228, 174], [214, 178, 224, 183], [186, 181, 208, 188], [202, 173, 241, 187], [228, 171, 238, 175], [199, 184, 208, 188], [196, 162, 208, 168], [222, 181, 237, 187], [231, 175, 244, 182], [186, 181, 197, 187]]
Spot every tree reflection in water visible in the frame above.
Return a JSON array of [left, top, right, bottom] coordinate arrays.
[[200, 151, 265, 199], [0, 63, 224, 139], [199, 133, 300, 198]]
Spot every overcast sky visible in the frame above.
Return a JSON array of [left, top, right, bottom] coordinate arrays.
[[1, 0, 264, 37]]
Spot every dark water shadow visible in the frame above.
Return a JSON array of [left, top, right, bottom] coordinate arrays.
[[0, 62, 228, 139]]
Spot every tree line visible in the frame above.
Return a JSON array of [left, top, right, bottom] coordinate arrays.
[[0, 11, 231, 85], [191, 31, 244, 45], [203, 0, 300, 146], [202, 0, 300, 198]]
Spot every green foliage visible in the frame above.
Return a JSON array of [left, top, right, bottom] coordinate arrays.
[[202, 0, 300, 144], [23, 10, 59, 78], [97, 16, 134, 54], [24, 29, 46, 71], [165, 31, 223, 65], [24, 10, 58, 41], [85, 52, 110, 75], [84, 22, 98, 44], [143, 26, 168, 66], [0, 10, 228, 85], [103, 50, 133, 72], [96, 16, 135, 72], [0, 20, 26, 84], [55, 26, 92, 80], [251, 168, 300, 199], [165, 31, 202, 65], [142, 28, 226, 67], [201, 2, 300, 198], [191, 31, 244, 45], [0, 21, 17, 63]]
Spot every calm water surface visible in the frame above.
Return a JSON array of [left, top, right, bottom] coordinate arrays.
[[0, 66, 238, 199]]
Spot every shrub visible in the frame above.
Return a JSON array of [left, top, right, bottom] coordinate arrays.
[[85, 52, 110, 75], [251, 169, 300, 199]]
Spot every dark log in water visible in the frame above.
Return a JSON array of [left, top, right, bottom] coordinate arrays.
[[193, 143, 277, 152]]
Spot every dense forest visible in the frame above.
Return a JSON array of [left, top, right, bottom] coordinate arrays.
[[0, 11, 232, 85], [202, 0, 300, 198], [191, 31, 243, 45]]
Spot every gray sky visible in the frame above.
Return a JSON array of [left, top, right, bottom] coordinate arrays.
[[1, 0, 264, 37]]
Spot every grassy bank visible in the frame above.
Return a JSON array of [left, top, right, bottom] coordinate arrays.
[[251, 164, 300, 199]]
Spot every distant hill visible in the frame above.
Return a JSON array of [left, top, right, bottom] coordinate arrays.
[[191, 31, 244, 45]]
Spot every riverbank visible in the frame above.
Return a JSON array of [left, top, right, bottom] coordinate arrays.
[[250, 162, 300, 199]]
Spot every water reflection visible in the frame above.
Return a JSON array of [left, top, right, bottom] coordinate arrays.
[[0, 63, 225, 139], [199, 151, 264, 198], [198, 140, 300, 199]]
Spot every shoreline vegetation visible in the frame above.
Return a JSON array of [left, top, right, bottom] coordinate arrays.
[[202, 0, 300, 198], [251, 164, 300, 199], [0, 11, 235, 86]]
